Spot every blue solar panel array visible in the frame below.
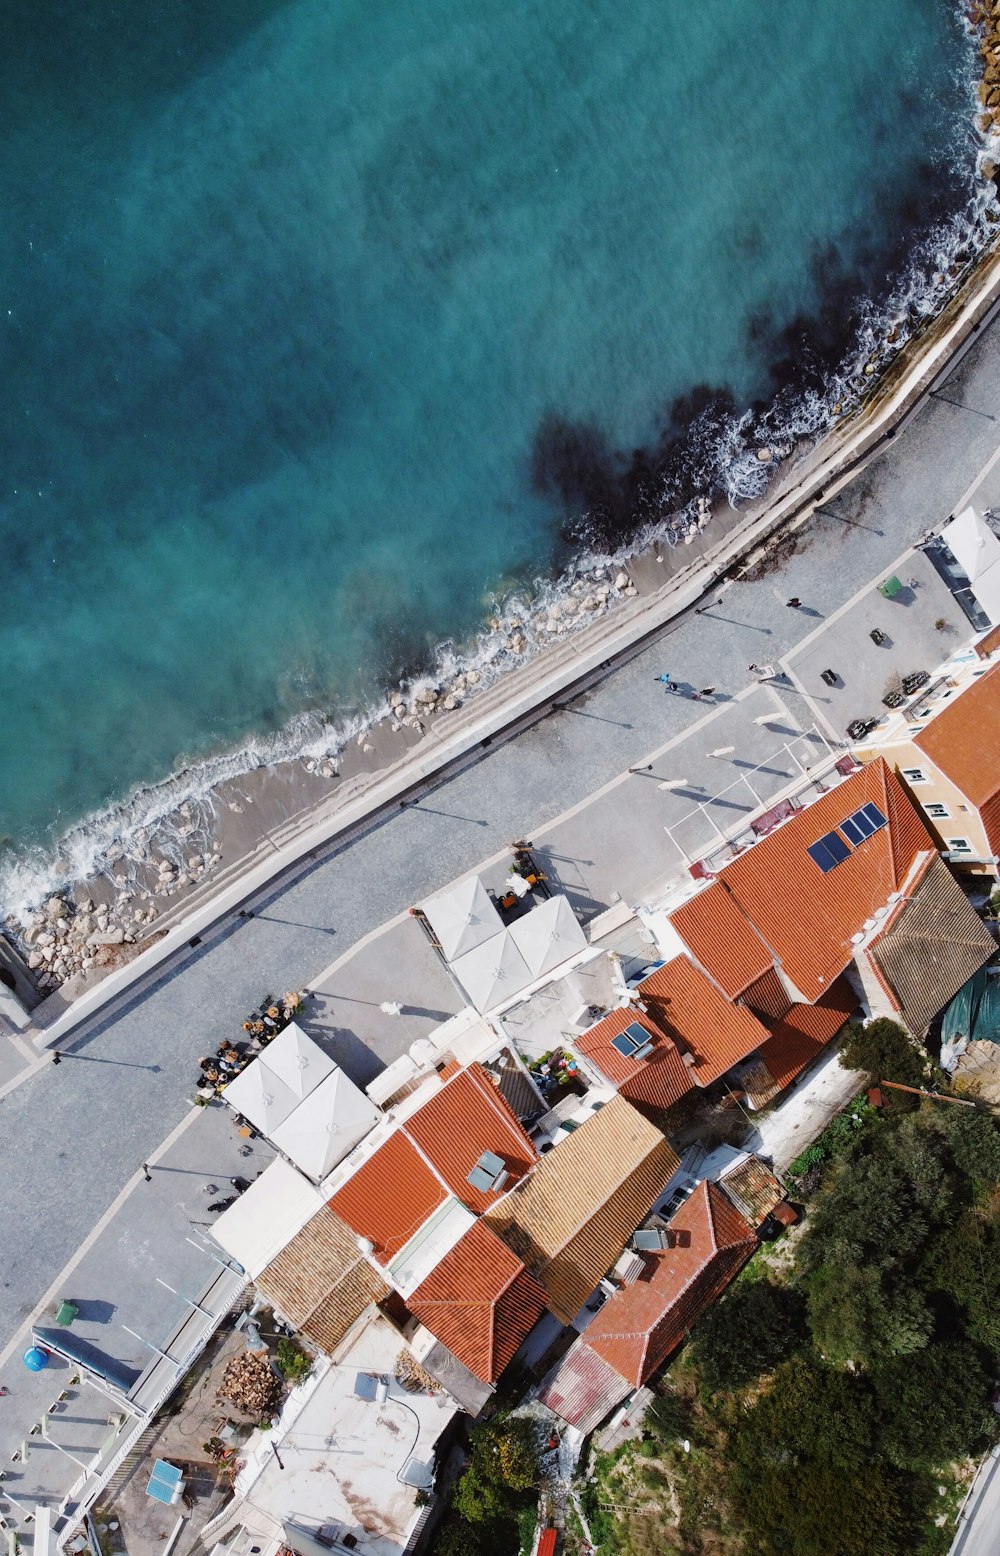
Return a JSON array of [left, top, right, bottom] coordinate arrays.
[[807, 804, 888, 872], [611, 1022, 655, 1059], [840, 802, 887, 846], [806, 831, 851, 873]]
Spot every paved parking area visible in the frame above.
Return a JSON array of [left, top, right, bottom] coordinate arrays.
[[782, 545, 967, 738]]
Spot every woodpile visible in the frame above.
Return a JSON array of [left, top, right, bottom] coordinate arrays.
[[217, 1350, 283, 1418]]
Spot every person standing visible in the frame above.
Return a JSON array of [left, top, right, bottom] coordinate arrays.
[[786, 597, 802, 608]]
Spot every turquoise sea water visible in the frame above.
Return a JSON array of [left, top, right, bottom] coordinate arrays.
[[0, 0, 981, 907]]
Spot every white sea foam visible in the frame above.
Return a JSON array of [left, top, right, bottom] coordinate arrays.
[[2, 16, 995, 931]]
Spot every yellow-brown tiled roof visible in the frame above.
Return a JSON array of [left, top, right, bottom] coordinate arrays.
[[483, 1095, 679, 1324]]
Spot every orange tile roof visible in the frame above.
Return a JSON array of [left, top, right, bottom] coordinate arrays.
[[408, 1220, 548, 1383], [671, 882, 774, 998], [716, 760, 931, 997], [583, 1181, 756, 1386], [636, 956, 770, 1086], [574, 1007, 695, 1116], [328, 1132, 447, 1261], [742, 966, 793, 1023], [405, 1064, 537, 1214], [915, 662, 1000, 807], [753, 978, 858, 1095]]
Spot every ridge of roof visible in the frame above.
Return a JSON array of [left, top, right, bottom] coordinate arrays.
[[914, 660, 1000, 807]]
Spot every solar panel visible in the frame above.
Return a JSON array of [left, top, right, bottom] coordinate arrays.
[[840, 803, 888, 846], [147, 1461, 183, 1504], [806, 830, 850, 872], [610, 1021, 654, 1060], [467, 1164, 497, 1192]]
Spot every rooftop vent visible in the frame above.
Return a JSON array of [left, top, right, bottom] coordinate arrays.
[[610, 1021, 655, 1061], [467, 1149, 508, 1193]]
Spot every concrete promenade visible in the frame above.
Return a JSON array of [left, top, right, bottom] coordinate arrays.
[[2, 254, 1000, 1548]]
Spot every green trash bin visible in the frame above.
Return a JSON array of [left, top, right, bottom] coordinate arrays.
[[879, 575, 903, 599], [54, 1300, 79, 1327]]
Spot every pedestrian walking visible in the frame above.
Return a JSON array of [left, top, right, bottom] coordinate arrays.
[[699, 686, 717, 698], [655, 673, 671, 686], [786, 597, 802, 608], [748, 664, 760, 674]]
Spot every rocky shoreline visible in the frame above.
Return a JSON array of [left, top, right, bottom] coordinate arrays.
[[3, 15, 998, 1002]]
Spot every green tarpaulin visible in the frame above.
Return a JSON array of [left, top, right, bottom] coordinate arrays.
[[941, 962, 1000, 1045]]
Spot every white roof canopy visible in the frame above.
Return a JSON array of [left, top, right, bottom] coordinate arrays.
[[222, 1060, 300, 1135], [451, 929, 533, 1012], [271, 1067, 380, 1182], [257, 1020, 336, 1099], [509, 894, 587, 978], [210, 1159, 323, 1277], [421, 875, 503, 961], [941, 507, 1000, 625]]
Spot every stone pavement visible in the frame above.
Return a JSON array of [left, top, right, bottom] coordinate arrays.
[[5, 255, 1000, 1521]]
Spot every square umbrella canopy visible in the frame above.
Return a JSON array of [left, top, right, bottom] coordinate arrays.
[[451, 929, 534, 1013], [271, 1067, 381, 1182], [421, 875, 503, 962], [222, 1057, 300, 1135], [258, 1021, 335, 1100], [508, 894, 588, 979]]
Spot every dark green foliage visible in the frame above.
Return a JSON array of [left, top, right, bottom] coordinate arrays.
[[841, 1017, 926, 1095], [691, 1280, 807, 1390], [872, 1341, 993, 1468], [946, 1107, 1000, 1185], [274, 1336, 311, 1384], [643, 1389, 691, 1444], [435, 1417, 539, 1556]]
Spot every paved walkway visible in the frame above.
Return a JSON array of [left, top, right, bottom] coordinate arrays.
[[4, 276, 1000, 1444]]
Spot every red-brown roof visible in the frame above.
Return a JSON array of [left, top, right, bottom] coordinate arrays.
[[538, 1337, 634, 1435], [406, 1065, 538, 1214], [671, 882, 774, 998], [408, 1220, 548, 1383], [915, 662, 1000, 807], [582, 1181, 756, 1386], [716, 761, 931, 997], [753, 978, 858, 1094], [574, 1007, 694, 1116], [328, 1132, 446, 1261], [636, 957, 770, 1086], [741, 966, 793, 1023]]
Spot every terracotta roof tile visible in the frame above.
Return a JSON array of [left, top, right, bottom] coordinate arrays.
[[671, 883, 774, 997], [405, 1064, 537, 1214], [484, 1095, 679, 1323], [741, 966, 793, 1023], [256, 1206, 390, 1357], [328, 1132, 447, 1261], [636, 957, 770, 1086], [752, 978, 858, 1096], [583, 1181, 756, 1386], [914, 662, 1000, 807], [574, 1008, 694, 1116], [717, 761, 931, 997], [408, 1220, 548, 1382], [718, 1158, 784, 1226]]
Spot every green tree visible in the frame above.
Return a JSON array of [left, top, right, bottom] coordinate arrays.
[[692, 1280, 807, 1391], [841, 1017, 926, 1090], [947, 1107, 1000, 1185], [873, 1341, 993, 1469]]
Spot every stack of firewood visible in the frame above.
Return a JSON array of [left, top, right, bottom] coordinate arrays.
[[217, 1350, 283, 1418]]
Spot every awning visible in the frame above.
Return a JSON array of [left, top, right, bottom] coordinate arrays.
[[940, 507, 1000, 626], [209, 1159, 324, 1277], [221, 1059, 300, 1134], [271, 1067, 380, 1182], [508, 894, 588, 979], [421, 875, 503, 961], [257, 1020, 336, 1099], [451, 930, 534, 1012]]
